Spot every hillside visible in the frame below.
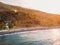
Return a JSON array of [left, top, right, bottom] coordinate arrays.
[[0, 2, 60, 29]]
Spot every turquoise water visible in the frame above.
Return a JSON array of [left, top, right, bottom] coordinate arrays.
[[0, 30, 59, 45]]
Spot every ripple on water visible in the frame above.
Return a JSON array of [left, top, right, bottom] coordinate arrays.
[[0, 29, 60, 45]]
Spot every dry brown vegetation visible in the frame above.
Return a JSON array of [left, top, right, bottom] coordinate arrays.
[[0, 2, 60, 29]]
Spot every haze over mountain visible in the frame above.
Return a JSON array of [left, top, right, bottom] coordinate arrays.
[[0, 2, 60, 29]]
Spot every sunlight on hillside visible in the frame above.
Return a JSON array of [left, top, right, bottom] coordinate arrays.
[[0, 2, 60, 30]]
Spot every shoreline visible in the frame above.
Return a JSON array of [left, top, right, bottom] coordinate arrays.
[[0, 26, 60, 35]]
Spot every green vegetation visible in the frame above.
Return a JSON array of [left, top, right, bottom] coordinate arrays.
[[0, 11, 17, 30]]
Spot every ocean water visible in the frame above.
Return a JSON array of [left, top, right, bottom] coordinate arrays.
[[0, 29, 60, 45]]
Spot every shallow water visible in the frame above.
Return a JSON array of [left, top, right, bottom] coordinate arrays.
[[0, 29, 60, 45]]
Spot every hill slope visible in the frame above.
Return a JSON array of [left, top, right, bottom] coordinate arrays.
[[0, 2, 60, 29]]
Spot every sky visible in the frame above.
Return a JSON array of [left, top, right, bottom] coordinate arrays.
[[0, 0, 60, 14]]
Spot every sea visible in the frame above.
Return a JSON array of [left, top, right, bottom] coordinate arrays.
[[0, 29, 60, 45]]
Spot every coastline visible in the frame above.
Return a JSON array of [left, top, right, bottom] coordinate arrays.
[[0, 26, 60, 35]]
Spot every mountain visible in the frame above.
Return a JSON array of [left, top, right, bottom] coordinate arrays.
[[0, 2, 60, 29]]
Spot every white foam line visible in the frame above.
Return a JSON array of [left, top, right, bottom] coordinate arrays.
[[4, 33, 19, 36], [0, 32, 19, 36], [0, 27, 59, 36], [0, 28, 59, 36]]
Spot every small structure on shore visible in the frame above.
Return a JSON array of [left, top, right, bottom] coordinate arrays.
[[5, 21, 9, 29]]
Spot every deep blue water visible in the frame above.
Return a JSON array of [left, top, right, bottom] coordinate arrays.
[[0, 30, 59, 45]]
